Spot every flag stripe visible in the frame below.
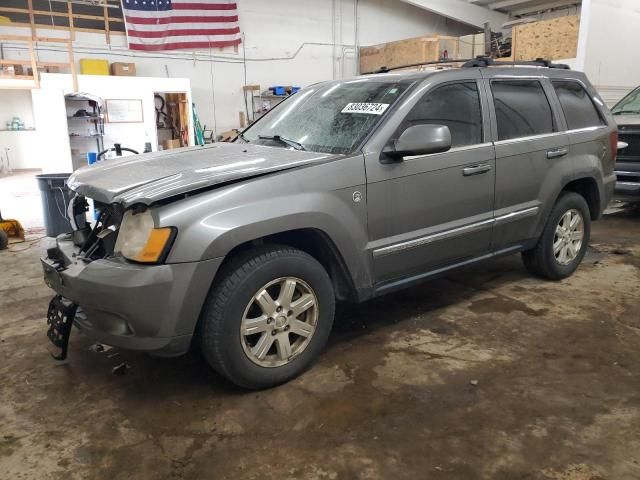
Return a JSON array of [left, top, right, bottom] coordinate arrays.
[[172, 2, 237, 10], [125, 15, 238, 24], [124, 8, 237, 19], [127, 21, 238, 31], [127, 33, 240, 43], [128, 27, 239, 38], [129, 40, 240, 50]]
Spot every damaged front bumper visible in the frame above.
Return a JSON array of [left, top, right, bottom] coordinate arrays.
[[41, 234, 222, 357]]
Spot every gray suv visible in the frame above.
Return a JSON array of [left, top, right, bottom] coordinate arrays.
[[42, 62, 617, 389]]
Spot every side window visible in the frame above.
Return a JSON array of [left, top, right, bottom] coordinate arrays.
[[491, 80, 555, 141], [553, 80, 605, 130], [399, 82, 483, 148]]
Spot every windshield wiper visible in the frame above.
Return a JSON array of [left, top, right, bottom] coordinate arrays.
[[258, 135, 306, 151], [613, 110, 640, 115], [236, 131, 250, 143]]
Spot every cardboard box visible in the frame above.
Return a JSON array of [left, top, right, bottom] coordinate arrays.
[[219, 130, 239, 142], [162, 139, 181, 150], [0, 65, 15, 77], [79, 58, 109, 75], [110, 62, 136, 76]]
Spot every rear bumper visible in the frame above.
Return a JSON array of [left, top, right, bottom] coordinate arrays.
[[614, 168, 640, 202], [41, 235, 222, 356]]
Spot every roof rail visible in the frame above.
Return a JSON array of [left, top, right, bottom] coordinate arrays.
[[364, 56, 570, 75], [461, 56, 570, 69], [366, 58, 476, 75]]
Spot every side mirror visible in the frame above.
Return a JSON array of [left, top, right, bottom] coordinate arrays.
[[383, 124, 452, 160]]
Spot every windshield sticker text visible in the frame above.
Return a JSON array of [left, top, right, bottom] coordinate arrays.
[[341, 103, 390, 115]]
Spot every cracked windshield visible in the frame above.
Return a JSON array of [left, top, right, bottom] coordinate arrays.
[[242, 79, 413, 154]]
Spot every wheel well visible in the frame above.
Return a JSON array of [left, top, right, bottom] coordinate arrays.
[[219, 228, 357, 302], [562, 177, 600, 219]]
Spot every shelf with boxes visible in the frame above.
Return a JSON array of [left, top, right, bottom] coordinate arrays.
[[242, 84, 300, 126], [65, 94, 105, 171], [79, 59, 137, 77]]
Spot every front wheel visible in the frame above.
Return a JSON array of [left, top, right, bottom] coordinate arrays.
[[522, 192, 591, 280], [198, 245, 335, 389]]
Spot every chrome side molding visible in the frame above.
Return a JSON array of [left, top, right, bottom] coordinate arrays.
[[373, 206, 540, 258]]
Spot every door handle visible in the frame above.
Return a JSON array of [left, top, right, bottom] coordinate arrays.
[[547, 148, 568, 159], [462, 164, 492, 176]]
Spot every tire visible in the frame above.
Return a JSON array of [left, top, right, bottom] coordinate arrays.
[[522, 191, 591, 280], [198, 245, 335, 389], [0, 230, 8, 250]]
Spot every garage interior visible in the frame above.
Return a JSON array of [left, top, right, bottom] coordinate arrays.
[[1, 1, 640, 479]]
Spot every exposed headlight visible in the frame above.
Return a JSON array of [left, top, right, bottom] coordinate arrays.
[[114, 209, 175, 263]]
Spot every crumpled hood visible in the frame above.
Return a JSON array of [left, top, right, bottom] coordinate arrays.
[[68, 142, 335, 206]]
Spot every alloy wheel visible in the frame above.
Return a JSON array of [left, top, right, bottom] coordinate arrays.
[[240, 277, 318, 367], [553, 208, 584, 265]]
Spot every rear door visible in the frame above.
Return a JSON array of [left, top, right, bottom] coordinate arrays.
[[365, 70, 496, 286], [551, 79, 614, 192], [485, 74, 569, 251]]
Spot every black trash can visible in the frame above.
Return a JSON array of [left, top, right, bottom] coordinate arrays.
[[36, 173, 74, 237]]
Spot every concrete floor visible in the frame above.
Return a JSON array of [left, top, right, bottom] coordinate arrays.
[[1, 206, 639, 480], [0, 170, 44, 231]]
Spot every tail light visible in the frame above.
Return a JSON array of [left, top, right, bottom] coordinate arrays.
[[609, 130, 619, 163]]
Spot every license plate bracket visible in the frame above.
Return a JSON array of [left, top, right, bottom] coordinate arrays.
[[46, 295, 78, 361]]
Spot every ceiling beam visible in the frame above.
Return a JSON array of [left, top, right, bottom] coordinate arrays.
[[502, 16, 538, 26], [488, 0, 537, 10], [510, 0, 580, 16], [401, 0, 508, 30]]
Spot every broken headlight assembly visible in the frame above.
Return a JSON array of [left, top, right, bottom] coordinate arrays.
[[114, 209, 176, 264]]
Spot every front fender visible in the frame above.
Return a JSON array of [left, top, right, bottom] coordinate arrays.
[[157, 157, 372, 292]]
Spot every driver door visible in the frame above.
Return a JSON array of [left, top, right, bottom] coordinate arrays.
[[365, 73, 496, 287]]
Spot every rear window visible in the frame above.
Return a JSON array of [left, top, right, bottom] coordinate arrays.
[[491, 80, 555, 141], [552, 80, 605, 130]]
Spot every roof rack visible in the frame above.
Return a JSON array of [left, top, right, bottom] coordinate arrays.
[[367, 58, 476, 74], [366, 55, 570, 74], [461, 56, 570, 69]]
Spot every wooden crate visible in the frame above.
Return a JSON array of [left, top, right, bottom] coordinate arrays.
[[512, 15, 580, 61], [359, 35, 460, 74]]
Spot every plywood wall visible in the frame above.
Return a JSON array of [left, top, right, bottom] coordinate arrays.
[[359, 35, 456, 74], [512, 15, 580, 61]]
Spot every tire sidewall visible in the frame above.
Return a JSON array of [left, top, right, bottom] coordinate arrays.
[[542, 193, 591, 278], [211, 251, 334, 388]]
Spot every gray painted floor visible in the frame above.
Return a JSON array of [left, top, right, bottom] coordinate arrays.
[[1, 205, 639, 479]]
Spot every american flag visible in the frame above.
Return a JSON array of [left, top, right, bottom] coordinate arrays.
[[120, 0, 241, 51]]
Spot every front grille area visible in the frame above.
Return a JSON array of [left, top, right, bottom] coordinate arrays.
[[617, 175, 640, 183], [618, 130, 640, 161], [78, 201, 123, 261]]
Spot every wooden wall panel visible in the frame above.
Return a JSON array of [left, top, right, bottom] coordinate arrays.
[[360, 36, 436, 74], [359, 35, 462, 74], [512, 15, 580, 61]]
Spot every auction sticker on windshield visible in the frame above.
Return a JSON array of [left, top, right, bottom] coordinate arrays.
[[341, 103, 390, 115]]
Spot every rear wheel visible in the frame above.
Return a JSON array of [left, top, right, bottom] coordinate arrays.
[[522, 192, 591, 280], [199, 245, 335, 389]]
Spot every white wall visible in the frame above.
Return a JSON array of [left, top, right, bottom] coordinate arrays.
[[358, 0, 475, 45], [0, 130, 39, 171], [0, 89, 35, 129], [0, 90, 37, 171], [578, 0, 640, 105], [0, 0, 476, 136], [400, 0, 507, 30], [0, 73, 193, 173]]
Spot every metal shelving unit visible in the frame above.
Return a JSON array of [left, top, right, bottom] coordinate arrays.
[[65, 94, 105, 170], [252, 93, 288, 120]]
